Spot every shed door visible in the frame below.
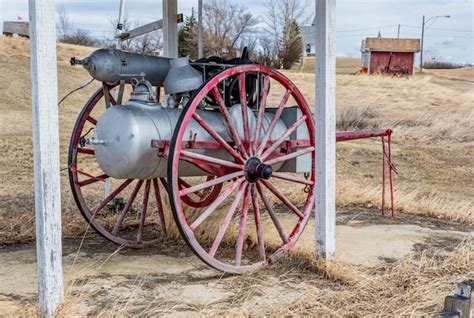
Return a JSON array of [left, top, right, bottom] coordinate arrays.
[[370, 52, 415, 75]]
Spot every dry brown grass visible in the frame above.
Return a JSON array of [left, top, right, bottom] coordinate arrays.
[[19, 237, 468, 317]]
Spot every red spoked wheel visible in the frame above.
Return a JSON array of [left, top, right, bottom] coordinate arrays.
[[68, 85, 167, 248], [168, 65, 316, 273]]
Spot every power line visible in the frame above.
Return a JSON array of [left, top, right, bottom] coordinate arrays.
[[336, 25, 398, 33], [401, 24, 473, 32]]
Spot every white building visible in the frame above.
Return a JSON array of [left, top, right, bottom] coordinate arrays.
[[300, 17, 316, 56]]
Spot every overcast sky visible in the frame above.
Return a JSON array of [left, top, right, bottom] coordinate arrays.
[[1, 0, 473, 63]]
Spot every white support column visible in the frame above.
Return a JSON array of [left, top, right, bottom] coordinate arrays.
[[315, 0, 336, 260], [29, 0, 64, 316], [163, 0, 178, 58]]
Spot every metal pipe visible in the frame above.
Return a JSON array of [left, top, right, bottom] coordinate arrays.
[[335, 129, 392, 142], [116, 0, 126, 49], [198, 0, 203, 58]]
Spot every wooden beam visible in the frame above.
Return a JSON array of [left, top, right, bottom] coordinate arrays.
[[315, 0, 336, 260], [116, 13, 183, 41], [163, 0, 178, 58], [29, 0, 64, 316]]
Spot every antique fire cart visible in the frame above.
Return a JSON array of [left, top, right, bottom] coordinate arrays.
[[68, 48, 395, 273]]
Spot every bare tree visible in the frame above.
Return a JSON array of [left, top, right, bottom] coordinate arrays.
[[61, 29, 98, 47], [203, 0, 257, 58], [134, 32, 162, 55], [56, 5, 72, 41], [258, 36, 278, 67], [263, 0, 309, 68]]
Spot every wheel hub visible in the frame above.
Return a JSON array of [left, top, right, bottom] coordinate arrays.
[[244, 157, 273, 183]]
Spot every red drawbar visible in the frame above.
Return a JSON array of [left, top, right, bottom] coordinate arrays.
[[336, 129, 396, 216]]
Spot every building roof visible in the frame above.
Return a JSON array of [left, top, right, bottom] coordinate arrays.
[[361, 38, 421, 53]]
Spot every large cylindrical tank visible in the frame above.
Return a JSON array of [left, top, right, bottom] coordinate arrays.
[[76, 49, 171, 86], [93, 102, 288, 179]]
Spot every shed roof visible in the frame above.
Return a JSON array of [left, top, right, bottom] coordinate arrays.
[[361, 38, 420, 53]]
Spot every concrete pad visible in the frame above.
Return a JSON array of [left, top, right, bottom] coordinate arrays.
[[296, 222, 471, 266]]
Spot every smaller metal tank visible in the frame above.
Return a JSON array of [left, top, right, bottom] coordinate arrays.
[[163, 57, 203, 94]]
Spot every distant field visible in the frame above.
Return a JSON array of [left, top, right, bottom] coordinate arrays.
[[292, 56, 361, 74], [424, 67, 474, 82]]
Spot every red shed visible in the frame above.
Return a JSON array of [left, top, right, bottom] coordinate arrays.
[[361, 37, 420, 75]]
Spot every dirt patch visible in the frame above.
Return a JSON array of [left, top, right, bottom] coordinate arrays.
[[336, 205, 474, 232]]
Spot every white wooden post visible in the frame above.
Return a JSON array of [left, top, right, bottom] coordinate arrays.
[[163, 0, 178, 58], [29, 0, 64, 315], [315, 0, 336, 260]]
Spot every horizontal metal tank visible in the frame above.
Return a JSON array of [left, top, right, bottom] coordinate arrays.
[[72, 49, 171, 86], [93, 102, 289, 179]]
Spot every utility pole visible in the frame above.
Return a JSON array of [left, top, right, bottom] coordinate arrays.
[[397, 24, 400, 38], [420, 16, 425, 71], [198, 0, 203, 59], [420, 15, 450, 72]]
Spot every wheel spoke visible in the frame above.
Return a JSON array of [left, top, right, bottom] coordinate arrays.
[[190, 177, 245, 231], [77, 148, 95, 155], [137, 180, 151, 242], [238, 73, 252, 155], [153, 178, 167, 236], [260, 180, 304, 219], [192, 112, 245, 163], [253, 75, 270, 152], [179, 156, 222, 176], [212, 87, 249, 159], [256, 182, 288, 244], [112, 180, 144, 235], [264, 146, 315, 166], [257, 89, 291, 157], [272, 172, 314, 186], [261, 115, 307, 161], [209, 182, 247, 257], [235, 185, 251, 266], [179, 171, 243, 197], [86, 116, 97, 125], [251, 184, 266, 260], [92, 179, 133, 216], [180, 150, 244, 170], [77, 173, 108, 187]]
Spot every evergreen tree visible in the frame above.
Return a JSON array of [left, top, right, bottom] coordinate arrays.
[[278, 19, 303, 69], [178, 8, 198, 59]]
